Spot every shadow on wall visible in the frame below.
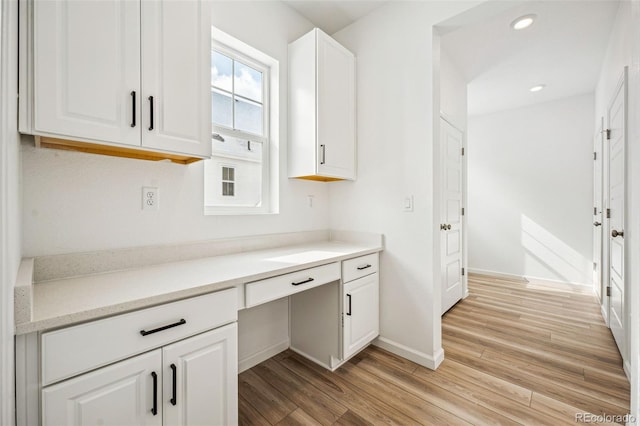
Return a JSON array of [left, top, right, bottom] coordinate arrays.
[[521, 214, 591, 285]]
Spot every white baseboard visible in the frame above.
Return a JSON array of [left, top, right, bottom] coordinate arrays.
[[600, 304, 609, 327], [468, 268, 528, 281], [238, 339, 289, 373], [624, 359, 631, 381], [373, 336, 444, 370], [468, 268, 592, 288]]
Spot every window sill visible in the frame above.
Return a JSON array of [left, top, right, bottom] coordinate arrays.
[[204, 206, 278, 216]]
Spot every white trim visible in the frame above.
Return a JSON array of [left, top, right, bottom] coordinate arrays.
[[373, 336, 444, 370], [238, 339, 289, 373]]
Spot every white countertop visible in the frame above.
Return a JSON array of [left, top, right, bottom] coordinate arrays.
[[15, 240, 382, 335]]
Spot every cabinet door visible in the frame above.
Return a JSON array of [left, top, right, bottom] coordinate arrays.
[[343, 273, 379, 359], [42, 351, 162, 426], [141, 0, 212, 157], [162, 323, 238, 426], [316, 31, 356, 180], [34, 0, 140, 146]]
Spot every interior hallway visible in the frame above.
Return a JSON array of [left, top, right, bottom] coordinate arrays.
[[238, 273, 630, 425]]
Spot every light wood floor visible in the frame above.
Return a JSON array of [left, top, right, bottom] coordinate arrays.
[[238, 273, 630, 425]]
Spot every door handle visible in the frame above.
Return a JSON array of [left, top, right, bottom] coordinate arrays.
[[594, 222, 602, 227], [150, 371, 158, 416], [148, 96, 154, 131], [440, 224, 451, 231], [130, 91, 136, 128], [612, 229, 624, 238], [320, 144, 326, 165]]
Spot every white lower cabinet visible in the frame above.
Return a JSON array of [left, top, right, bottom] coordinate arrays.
[[163, 324, 238, 426], [43, 324, 237, 426], [343, 274, 379, 359], [43, 350, 162, 426]]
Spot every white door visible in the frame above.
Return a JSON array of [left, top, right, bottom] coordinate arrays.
[[141, 0, 212, 157], [316, 30, 356, 179], [593, 119, 604, 304], [162, 323, 238, 426], [34, 0, 140, 146], [441, 118, 464, 314], [343, 274, 379, 359], [42, 350, 162, 426], [608, 68, 627, 356]]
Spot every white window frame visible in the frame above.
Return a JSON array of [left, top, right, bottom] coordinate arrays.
[[221, 165, 235, 197], [205, 28, 279, 215]]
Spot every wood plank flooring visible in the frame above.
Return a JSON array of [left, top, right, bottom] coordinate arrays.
[[239, 273, 630, 425]]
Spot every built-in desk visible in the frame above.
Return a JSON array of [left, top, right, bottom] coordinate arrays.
[[15, 231, 383, 426]]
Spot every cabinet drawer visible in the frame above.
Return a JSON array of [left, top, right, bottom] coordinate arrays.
[[245, 263, 340, 308], [342, 253, 379, 283], [41, 287, 237, 386]]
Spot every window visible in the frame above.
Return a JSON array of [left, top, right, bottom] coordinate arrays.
[[222, 166, 235, 196], [205, 28, 278, 215]]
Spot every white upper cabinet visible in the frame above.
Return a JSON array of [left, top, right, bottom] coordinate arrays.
[[32, 0, 141, 147], [140, 0, 211, 156], [288, 28, 356, 181], [20, 0, 211, 160]]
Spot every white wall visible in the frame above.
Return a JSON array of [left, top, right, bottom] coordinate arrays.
[[440, 50, 468, 131], [1, 0, 21, 423], [467, 94, 594, 285], [21, 1, 322, 257], [331, 0, 480, 368], [594, 0, 640, 417]]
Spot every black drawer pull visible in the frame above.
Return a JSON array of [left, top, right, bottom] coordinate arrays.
[[292, 277, 314, 286], [140, 318, 186, 336], [170, 363, 177, 406], [357, 264, 372, 270], [151, 371, 158, 415], [347, 294, 352, 316]]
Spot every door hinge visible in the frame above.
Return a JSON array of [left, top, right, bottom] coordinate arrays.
[[461, 147, 465, 156], [606, 208, 611, 219], [606, 286, 611, 297], [461, 267, 465, 276], [461, 207, 465, 216], [341, 314, 344, 327], [594, 207, 597, 215], [593, 152, 597, 160], [606, 129, 611, 140], [593, 262, 597, 270]]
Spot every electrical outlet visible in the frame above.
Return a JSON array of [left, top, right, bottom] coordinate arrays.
[[142, 187, 159, 211]]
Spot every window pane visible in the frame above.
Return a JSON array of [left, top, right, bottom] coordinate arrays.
[[234, 61, 263, 103], [234, 97, 263, 135], [228, 167, 235, 181], [212, 89, 232, 128], [211, 51, 232, 92]]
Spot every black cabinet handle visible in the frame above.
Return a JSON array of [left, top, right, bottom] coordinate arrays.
[[130, 91, 136, 127], [140, 319, 186, 336], [346, 294, 352, 316], [148, 96, 154, 131], [292, 277, 314, 286], [170, 364, 177, 406], [357, 264, 372, 271], [320, 145, 326, 165], [151, 371, 158, 416]]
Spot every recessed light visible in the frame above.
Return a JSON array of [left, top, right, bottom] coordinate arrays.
[[511, 14, 537, 30], [529, 84, 546, 92]]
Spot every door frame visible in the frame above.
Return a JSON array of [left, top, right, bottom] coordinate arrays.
[[439, 113, 468, 306], [596, 116, 610, 326]]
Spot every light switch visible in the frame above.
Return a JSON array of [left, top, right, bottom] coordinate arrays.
[[403, 195, 414, 212]]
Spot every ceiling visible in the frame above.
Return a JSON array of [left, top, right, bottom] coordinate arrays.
[[441, 0, 620, 116], [283, 1, 388, 34]]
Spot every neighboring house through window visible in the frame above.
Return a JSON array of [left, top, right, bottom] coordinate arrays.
[[204, 28, 278, 214]]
